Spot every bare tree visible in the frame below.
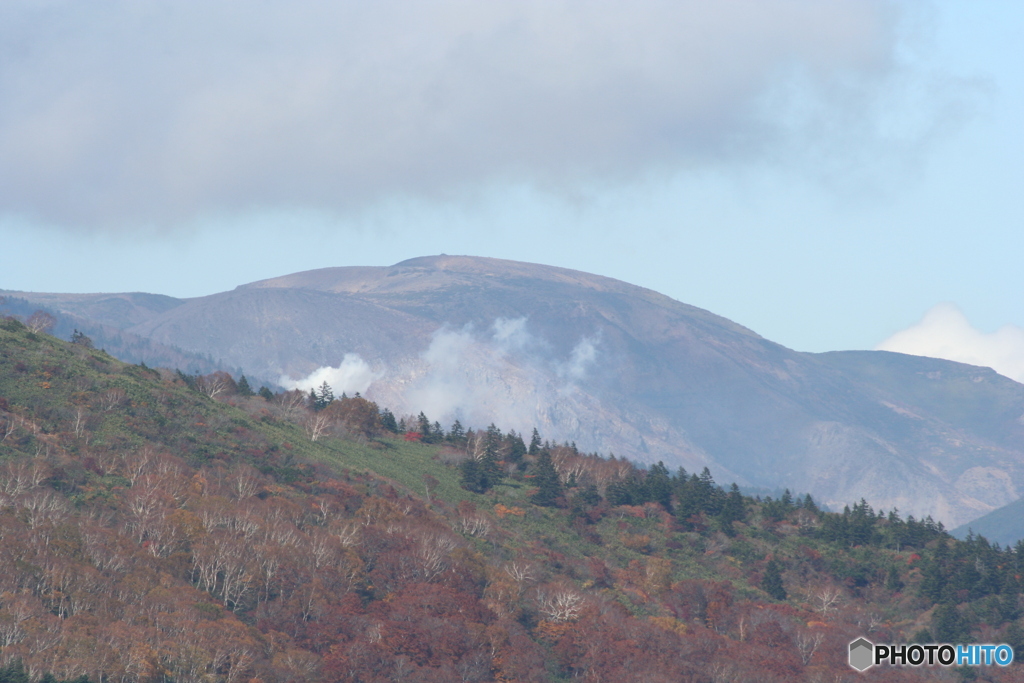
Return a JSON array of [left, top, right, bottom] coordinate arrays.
[[195, 371, 233, 399], [98, 387, 127, 411], [417, 532, 459, 580], [537, 587, 584, 622], [276, 389, 308, 419], [0, 415, 14, 442], [25, 310, 56, 333], [231, 465, 261, 499], [458, 514, 492, 538], [813, 585, 843, 616], [304, 412, 331, 442], [503, 561, 536, 585], [796, 630, 824, 665], [71, 406, 88, 438]]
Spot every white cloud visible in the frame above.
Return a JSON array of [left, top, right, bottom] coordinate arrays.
[[876, 303, 1024, 383], [0, 0, 949, 230], [280, 353, 382, 395]]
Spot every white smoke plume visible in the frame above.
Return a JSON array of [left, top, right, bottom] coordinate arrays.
[[368, 318, 600, 437], [558, 336, 599, 382], [876, 303, 1024, 383], [280, 353, 382, 396]]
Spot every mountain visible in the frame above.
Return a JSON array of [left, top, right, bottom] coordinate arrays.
[[8, 255, 1024, 528], [952, 496, 1024, 546], [1, 315, 1019, 682]]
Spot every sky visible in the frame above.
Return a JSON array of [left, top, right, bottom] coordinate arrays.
[[1, 1, 1022, 370]]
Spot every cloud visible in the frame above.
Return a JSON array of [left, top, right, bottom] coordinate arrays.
[[280, 353, 382, 395], [0, 0, 953, 230], [876, 303, 1024, 383]]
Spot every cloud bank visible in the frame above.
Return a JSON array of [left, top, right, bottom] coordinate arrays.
[[876, 303, 1024, 383], [0, 0, 942, 229]]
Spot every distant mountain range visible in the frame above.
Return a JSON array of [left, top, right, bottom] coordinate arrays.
[[6, 254, 1024, 529]]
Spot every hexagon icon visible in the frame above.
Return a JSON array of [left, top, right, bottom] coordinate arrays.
[[849, 638, 874, 672]]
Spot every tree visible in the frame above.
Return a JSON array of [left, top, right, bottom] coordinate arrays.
[[196, 371, 235, 399], [25, 310, 56, 334], [417, 412, 435, 442], [236, 375, 254, 397], [380, 408, 399, 433], [447, 419, 465, 445], [70, 329, 93, 348], [258, 386, 274, 401], [645, 461, 672, 511], [932, 604, 968, 644], [718, 483, 745, 536], [313, 382, 334, 411], [459, 458, 488, 494], [761, 559, 787, 600], [528, 428, 542, 455], [530, 450, 562, 507]]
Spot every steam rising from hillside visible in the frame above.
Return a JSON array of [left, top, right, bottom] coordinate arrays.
[[286, 318, 602, 439], [280, 353, 382, 396]]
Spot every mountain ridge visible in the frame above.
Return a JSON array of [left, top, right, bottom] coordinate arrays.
[[6, 255, 1024, 529]]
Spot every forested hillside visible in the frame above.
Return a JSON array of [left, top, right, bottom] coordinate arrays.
[[0, 318, 1021, 682]]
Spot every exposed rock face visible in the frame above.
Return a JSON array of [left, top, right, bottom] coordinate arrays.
[[11, 255, 1024, 527]]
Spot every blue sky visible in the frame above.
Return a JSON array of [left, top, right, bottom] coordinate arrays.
[[1, 1, 1022, 363]]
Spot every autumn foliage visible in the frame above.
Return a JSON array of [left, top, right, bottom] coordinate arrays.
[[0, 318, 1022, 682]]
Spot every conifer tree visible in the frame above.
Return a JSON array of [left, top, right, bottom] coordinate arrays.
[[530, 449, 562, 507], [448, 419, 466, 445], [315, 382, 334, 410], [258, 386, 274, 401], [528, 428, 542, 455], [380, 408, 399, 433], [645, 461, 673, 511], [761, 559, 787, 600], [718, 483, 745, 536], [236, 375, 254, 397], [418, 412, 432, 441]]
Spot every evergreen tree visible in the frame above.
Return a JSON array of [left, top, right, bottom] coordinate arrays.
[[459, 458, 488, 494], [236, 375, 254, 397], [418, 412, 433, 442], [761, 559, 787, 600], [314, 382, 334, 411], [718, 483, 745, 536], [645, 461, 673, 511], [606, 480, 633, 507], [802, 493, 820, 514], [1004, 621, 1024, 659], [380, 408, 399, 433], [528, 428, 542, 455], [530, 450, 562, 507], [258, 386, 274, 401], [505, 430, 527, 467], [0, 660, 29, 683], [448, 419, 466, 445], [932, 604, 968, 644]]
